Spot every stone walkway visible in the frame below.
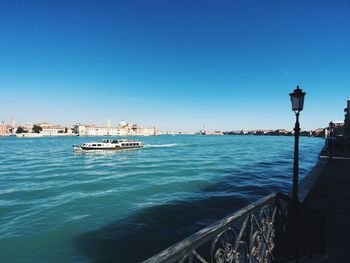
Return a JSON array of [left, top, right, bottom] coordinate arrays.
[[303, 152, 350, 262]]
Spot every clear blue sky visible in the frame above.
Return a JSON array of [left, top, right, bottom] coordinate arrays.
[[0, 0, 349, 131]]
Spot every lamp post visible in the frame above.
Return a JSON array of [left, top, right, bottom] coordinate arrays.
[[289, 86, 306, 202]]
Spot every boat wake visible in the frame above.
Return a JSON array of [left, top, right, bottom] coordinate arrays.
[[144, 143, 179, 148]]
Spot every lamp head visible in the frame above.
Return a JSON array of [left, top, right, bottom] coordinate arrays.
[[289, 86, 306, 112]]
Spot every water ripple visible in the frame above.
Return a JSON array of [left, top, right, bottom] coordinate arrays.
[[0, 135, 323, 261]]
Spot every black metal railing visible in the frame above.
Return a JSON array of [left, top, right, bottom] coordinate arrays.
[[143, 192, 325, 263]]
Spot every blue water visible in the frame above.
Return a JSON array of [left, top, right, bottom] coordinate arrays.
[[0, 135, 323, 262]]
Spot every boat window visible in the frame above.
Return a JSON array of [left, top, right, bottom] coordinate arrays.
[[92, 144, 96, 146], [97, 144, 101, 146]]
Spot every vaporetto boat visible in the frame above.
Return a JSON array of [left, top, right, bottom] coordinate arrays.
[[73, 139, 143, 151]]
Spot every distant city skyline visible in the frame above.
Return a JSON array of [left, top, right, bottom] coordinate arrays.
[[1, 115, 346, 133], [1, 1, 349, 131]]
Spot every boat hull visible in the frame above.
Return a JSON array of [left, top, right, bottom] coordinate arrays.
[[80, 146, 143, 150]]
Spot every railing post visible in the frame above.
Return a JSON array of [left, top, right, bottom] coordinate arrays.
[[188, 251, 193, 263], [249, 213, 253, 263]]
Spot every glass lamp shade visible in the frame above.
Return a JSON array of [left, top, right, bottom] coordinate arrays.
[[289, 86, 306, 112]]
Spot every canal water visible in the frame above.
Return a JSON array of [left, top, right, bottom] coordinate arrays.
[[0, 135, 323, 262]]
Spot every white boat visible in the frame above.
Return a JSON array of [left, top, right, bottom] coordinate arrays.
[[73, 139, 143, 151]]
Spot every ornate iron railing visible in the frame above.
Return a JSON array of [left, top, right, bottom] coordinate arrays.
[[143, 193, 325, 263]]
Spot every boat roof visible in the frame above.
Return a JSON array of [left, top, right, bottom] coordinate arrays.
[[99, 139, 141, 143], [81, 139, 142, 144], [100, 139, 127, 142]]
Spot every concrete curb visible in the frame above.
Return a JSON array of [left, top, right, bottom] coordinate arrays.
[[298, 157, 328, 202]]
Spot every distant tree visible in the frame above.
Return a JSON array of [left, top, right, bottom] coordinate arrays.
[[58, 130, 64, 133], [16, 127, 25, 133], [33, 125, 42, 133]]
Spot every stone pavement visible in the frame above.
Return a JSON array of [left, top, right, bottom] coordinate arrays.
[[303, 151, 350, 262]]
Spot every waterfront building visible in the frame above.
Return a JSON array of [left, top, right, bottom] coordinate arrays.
[[263, 130, 274, 134], [241, 128, 248, 135], [119, 122, 137, 135], [344, 99, 350, 144], [197, 125, 223, 135], [274, 129, 291, 135], [23, 123, 34, 133], [66, 128, 73, 135], [135, 126, 157, 136], [210, 130, 223, 135], [331, 121, 344, 136], [75, 124, 123, 136], [10, 116, 16, 135], [324, 121, 343, 139], [0, 122, 8, 136], [74, 124, 86, 135], [313, 128, 326, 138], [119, 120, 127, 128], [73, 120, 157, 136], [38, 123, 66, 136]]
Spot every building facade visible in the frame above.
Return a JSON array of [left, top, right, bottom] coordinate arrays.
[[38, 123, 66, 136], [74, 121, 157, 136], [75, 125, 123, 136], [345, 99, 350, 143], [0, 122, 8, 136], [23, 123, 34, 133]]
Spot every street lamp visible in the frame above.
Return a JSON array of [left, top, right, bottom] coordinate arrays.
[[289, 86, 306, 202]]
